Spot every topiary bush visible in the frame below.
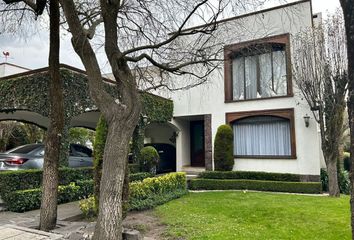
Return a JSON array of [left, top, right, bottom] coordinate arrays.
[[214, 124, 234, 171], [139, 146, 160, 174]]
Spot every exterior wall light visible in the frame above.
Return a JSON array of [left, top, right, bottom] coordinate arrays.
[[142, 114, 149, 124], [304, 114, 310, 128]]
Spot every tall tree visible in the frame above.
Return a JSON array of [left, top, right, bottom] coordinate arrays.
[[292, 12, 348, 197], [1, 0, 64, 230], [58, 1, 235, 238], [339, 0, 354, 238], [39, 0, 63, 231]]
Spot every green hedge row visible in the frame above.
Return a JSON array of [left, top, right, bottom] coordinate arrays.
[[198, 171, 302, 182], [6, 180, 94, 212], [189, 179, 322, 194], [0, 167, 93, 201], [128, 164, 140, 174], [80, 172, 187, 217], [6, 172, 187, 213], [129, 172, 153, 182]]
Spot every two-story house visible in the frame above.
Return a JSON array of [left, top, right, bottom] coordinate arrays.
[[145, 0, 323, 180]]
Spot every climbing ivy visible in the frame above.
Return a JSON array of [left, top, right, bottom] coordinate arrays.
[[0, 66, 173, 165]]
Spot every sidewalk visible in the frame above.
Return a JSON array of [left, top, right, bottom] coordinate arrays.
[[0, 224, 62, 240], [0, 201, 87, 240]]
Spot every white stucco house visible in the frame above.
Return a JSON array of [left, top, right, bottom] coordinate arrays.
[[0, 0, 324, 180], [145, 0, 324, 181]]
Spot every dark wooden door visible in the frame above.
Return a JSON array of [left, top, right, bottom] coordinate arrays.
[[190, 120, 205, 167]]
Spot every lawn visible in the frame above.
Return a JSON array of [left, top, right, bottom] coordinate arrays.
[[155, 191, 350, 240]]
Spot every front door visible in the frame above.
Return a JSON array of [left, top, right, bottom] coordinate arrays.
[[190, 120, 205, 167]]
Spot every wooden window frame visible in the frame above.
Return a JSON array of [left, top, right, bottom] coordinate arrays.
[[226, 108, 297, 159], [224, 33, 293, 102]]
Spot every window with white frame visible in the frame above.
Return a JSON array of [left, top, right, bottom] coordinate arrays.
[[232, 44, 288, 100], [233, 116, 291, 157]]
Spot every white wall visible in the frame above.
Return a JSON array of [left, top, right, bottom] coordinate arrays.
[[0, 63, 30, 77], [164, 1, 322, 175]]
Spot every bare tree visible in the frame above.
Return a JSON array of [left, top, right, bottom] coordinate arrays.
[[0, 121, 17, 151], [1, 0, 64, 231], [339, 0, 354, 238], [292, 11, 348, 197]]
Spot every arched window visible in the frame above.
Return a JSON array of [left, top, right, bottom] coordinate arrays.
[[233, 116, 291, 157], [226, 108, 296, 159]]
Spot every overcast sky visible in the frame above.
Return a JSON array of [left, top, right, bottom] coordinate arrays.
[[0, 0, 341, 73]]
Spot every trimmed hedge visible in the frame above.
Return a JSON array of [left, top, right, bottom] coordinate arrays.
[[198, 171, 301, 182], [6, 180, 94, 212], [129, 172, 153, 182], [80, 172, 187, 216], [0, 167, 93, 201], [128, 163, 140, 174], [6, 172, 187, 213], [189, 179, 322, 194]]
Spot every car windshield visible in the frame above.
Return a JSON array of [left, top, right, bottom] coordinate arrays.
[[8, 145, 41, 154]]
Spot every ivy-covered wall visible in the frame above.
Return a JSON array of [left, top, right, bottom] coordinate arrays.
[[0, 66, 174, 165]]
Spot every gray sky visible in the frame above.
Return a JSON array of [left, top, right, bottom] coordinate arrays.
[[0, 0, 341, 73]]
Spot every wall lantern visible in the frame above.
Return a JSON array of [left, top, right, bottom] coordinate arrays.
[[142, 114, 149, 124], [304, 114, 310, 128]]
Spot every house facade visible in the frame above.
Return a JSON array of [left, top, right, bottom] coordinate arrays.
[[0, 0, 324, 179], [147, 0, 324, 179]]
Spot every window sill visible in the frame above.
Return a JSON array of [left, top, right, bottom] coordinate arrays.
[[234, 155, 297, 160], [225, 94, 293, 103]]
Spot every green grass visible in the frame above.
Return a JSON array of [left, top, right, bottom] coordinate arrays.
[[155, 191, 350, 240]]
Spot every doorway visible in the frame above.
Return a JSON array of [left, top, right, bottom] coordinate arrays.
[[190, 120, 205, 167]]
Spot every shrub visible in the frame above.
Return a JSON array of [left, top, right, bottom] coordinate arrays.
[[93, 115, 108, 205], [79, 195, 98, 219], [139, 146, 160, 174], [129, 172, 187, 211], [129, 172, 154, 182], [6, 181, 94, 212], [214, 125, 234, 171], [343, 152, 351, 171], [79, 172, 187, 216], [199, 171, 301, 182], [320, 168, 328, 192], [189, 179, 322, 194], [0, 167, 93, 202], [320, 168, 349, 194], [128, 163, 140, 174], [338, 169, 350, 194]]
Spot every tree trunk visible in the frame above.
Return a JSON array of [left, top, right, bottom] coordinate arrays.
[[93, 116, 137, 240], [39, 0, 64, 231], [340, 0, 354, 238], [327, 157, 340, 197]]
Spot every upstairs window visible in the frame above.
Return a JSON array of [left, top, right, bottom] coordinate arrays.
[[224, 34, 292, 102], [232, 44, 287, 100]]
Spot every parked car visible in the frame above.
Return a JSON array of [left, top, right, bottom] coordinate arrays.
[[0, 143, 93, 171], [144, 143, 176, 173]]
